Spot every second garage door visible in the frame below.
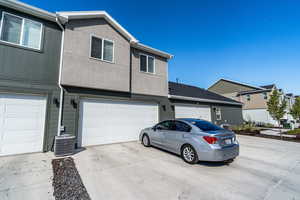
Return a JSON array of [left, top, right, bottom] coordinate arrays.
[[78, 99, 159, 147], [175, 105, 211, 121]]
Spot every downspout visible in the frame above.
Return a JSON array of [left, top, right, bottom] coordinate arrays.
[[56, 15, 65, 136]]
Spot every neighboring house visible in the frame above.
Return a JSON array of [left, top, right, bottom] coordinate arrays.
[[285, 93, 297, 123], [168, 82, 243, 126], [208, 79, 294, 126], [0, 0, 62, 156], [56, 11, 173, 147]]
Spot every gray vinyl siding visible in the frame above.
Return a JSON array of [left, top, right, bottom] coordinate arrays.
[[211, 105, 243, 126], [0, 6, 62, 151], [0, 6, 62, 85]]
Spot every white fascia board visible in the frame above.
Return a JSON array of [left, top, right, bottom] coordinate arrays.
[[131, 42, 173, 59], [168, 95, 243, 106], [0, 0, 57, 22], [56, 11, 138, 43]]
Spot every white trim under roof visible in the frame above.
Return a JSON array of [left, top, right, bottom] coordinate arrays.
[[168, 95, 243, 106], [132, 42, 173, 59], [56, 11, 138, 43], [0, 0, 57, 22]]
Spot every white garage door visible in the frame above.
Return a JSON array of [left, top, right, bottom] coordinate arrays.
[[78, 99, 158, 147], [175, 105, 211, 121], [0, 94, 47, 156]]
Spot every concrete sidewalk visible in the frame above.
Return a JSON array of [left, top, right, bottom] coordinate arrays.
[[260, 128, 296, 138]]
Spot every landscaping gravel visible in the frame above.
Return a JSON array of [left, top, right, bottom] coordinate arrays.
[[52, 157, 91, 200]]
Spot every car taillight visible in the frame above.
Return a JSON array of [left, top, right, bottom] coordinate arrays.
[[203, 136, 218, 144]]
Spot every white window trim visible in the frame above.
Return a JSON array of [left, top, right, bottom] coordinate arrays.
[[0, 12, 43, 50], [139, 53, 155, 74], [89, 34, 114, 63]]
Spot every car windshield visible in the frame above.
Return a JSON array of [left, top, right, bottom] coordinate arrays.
[[182, 119, 223, 132]]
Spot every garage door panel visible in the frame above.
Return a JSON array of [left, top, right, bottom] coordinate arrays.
[[175, 105, 211, 121], [79, 99, 158, 147], [0, 94, 46, 156]]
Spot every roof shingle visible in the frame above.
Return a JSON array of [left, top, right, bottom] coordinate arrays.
[[169, 82, 241, 105]]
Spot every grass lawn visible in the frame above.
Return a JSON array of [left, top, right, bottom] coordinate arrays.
[[285, 128, 300, 135]]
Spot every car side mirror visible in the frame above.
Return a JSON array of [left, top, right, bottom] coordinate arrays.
[[156, 126, 163, 131]]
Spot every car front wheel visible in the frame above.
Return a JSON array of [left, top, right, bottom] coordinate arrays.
[[181, 144, 198, 164]]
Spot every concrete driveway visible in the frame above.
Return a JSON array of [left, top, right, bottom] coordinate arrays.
[[73, 135, 300, 200], [0, 152, 55, 200], [0, 135, 299, 200]]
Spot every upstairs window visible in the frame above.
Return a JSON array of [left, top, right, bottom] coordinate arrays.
[[0, 12, 43, 50], [140, 54, 155, 73], [90, 35, 114, 62], [263, 92, 268, 100], [247, 94, 251, 101]]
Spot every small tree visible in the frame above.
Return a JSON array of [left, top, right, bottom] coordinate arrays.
[[267, 89, 287, 128], [290, 97, 300, 122]]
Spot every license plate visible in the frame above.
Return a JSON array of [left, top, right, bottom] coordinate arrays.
[[225, 139, 232, 144]]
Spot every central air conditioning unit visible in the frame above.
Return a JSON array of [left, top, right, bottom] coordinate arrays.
[[54, 134, 76, 157]]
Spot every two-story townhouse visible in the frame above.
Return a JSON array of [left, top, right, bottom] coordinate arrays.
[[0, 0, 62, 156], [55, 11, 173, 147], [208, 79, 291, 126]]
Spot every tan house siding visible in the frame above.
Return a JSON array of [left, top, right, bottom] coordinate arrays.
[[222, 92, 240, 101], [61, 18, 131, 92], [240, 92, 271, 109], [131, 48, 168, 97], [208, 80, 256, 94]]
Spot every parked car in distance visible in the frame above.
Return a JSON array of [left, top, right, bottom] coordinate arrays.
[[139, 118, 239, 164]]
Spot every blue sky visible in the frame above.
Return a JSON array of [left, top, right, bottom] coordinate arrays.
[[24, 0, 300, 94]]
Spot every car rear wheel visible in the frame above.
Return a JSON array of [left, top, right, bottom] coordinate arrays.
[[181, 144, 198, 164], [142, 134, 151, 147]]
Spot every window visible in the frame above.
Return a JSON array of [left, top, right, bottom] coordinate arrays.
[[184, 119, 223, 132], [90, 35, 114, 62], [155, 120, 175, 131], [263, 92, 268, 100], [0, 12, 43, 50], [246, 94, 251, 101], [215, 107, 222, 120], [140, 54, 155, 73], [175, 121, 191, 132]]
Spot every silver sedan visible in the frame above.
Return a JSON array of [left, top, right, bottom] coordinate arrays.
[[139, 118, 239, 164]]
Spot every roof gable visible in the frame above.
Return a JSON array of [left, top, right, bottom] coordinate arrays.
[[208, 79, 263, 94], [57, 11, 138, 43], [57, 11, 173, 59]]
